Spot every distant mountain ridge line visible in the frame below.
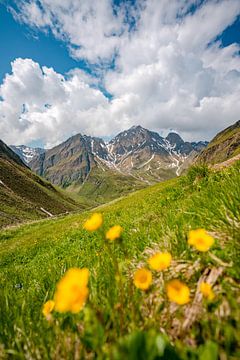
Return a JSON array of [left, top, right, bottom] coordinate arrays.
[[17, 125, 208, 192], [10, 125, 208, 165], [2, 120, 239, 228]]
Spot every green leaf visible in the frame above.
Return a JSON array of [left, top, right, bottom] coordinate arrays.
[[199, 341, 218, 360]]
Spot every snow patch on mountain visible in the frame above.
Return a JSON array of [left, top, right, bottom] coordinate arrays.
[[12, 126, 208, 187], [10, 145, 45, 165]]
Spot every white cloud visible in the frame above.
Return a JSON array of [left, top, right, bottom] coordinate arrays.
[[0, 58, 110, 147], [11, 0, 129, 62], [177, 0, 240, 51], [1, 0, 240, 146]]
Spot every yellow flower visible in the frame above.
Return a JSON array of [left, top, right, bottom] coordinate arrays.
[[200, 282, 215, 300], [166, 279, 190, 305], [54, 268, 89, 313], [188, 229, 214, 252], [148, 252, 172, 271], [134, 268, 152, 290], [106, 225, 123, 241], [42, 300, 55, 317], [83, 213, 103, 231]]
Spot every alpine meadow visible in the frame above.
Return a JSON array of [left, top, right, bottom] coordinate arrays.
[[0, 1, 240, 359]]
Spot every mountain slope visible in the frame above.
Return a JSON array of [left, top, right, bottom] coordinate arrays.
[[0, 161, 239, 358], [30, 134, 96, 187], [196, 120, 240, 164], [0, 140, 79, 228], [65, 165, 146, 207], [0, 139, 26, 167], [106, 126, 207, 181], [28, 126, 207, 203]]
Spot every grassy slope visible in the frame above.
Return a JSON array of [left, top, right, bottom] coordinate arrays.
[[197, 120, 240, 164], [0, 163, 239, 358], [210, 120, 240, 148], [66, 166, 146, 208], [0, 158, 80, 228]]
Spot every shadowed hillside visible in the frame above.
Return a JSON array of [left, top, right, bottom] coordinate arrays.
[[0, 140, 79, 228]]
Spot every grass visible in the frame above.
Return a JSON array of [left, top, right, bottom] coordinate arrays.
[[66, 166, 146, 208], [0, 162, 239, 359]]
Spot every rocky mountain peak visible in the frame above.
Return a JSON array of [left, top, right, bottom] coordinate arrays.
[[108, 125, 167, 161], [11, 125, 208, 188], [166, 132, 184, 146]]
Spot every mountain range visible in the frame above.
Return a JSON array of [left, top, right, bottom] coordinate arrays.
[[10, 126, 208, 206], [1, 120, 240, 227], [12, 126, 208, 185]]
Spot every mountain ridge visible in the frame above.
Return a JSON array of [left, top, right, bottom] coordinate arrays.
[[25, 125, 207, 187]]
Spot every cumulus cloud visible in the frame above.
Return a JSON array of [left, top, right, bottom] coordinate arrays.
[[1, 0, 240, 146], [0, 58, 110, 147]]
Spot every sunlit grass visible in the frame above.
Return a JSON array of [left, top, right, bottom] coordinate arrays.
[[0, 163, 239, 359]]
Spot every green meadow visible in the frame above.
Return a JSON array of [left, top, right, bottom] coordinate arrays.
[[0, 163, 239, 359]]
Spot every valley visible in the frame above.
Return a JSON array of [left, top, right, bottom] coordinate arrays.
[[0, 120, 240, 359], [11, 125, 208, 207], [1, 1, 240, 358]]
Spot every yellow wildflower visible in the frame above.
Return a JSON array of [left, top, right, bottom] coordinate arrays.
[[54, 268, 89, 313], [188, 229, 214, 252], [200, 282, 215, 300], [106, 225, 123, 241], [148, 252, 172, 271], [42, 300, 55, 317], [134, 268, 152, 290], [166, 279, 190, 305], [83, 213, 103, 231]]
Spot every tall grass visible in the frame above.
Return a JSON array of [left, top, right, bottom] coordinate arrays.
[[0, 162, 239, 359]]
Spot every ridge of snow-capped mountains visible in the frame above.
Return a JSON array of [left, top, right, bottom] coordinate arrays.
[[12, 126, 208, 187], [10, 145, 45, 165]]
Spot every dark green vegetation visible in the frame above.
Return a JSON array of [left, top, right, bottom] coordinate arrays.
[[0, 140, 79, 228], [0, 161, 239, 359], [197, 120, 240, 164]]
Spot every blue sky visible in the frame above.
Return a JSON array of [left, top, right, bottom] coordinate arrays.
[[0, 3, 90, 82], [0, 0, 240, 147], [1, 1, 238, 85]]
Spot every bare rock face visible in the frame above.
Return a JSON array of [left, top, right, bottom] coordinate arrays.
[[15, 125, 208, 188], [30, 134, 96, 187], [104, 126, 204, 182]]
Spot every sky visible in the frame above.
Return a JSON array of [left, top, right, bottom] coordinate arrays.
[[0, 0, 240, 148]]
